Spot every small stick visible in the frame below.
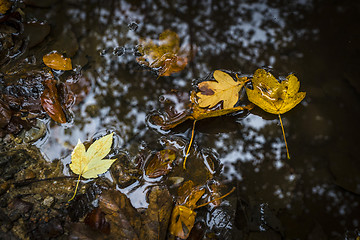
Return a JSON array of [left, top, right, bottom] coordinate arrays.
[[183, 120, 197, 169], [195, 187, 236, 209]]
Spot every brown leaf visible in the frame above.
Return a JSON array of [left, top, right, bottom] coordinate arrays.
[[145, 149, 176, 178], [43, 52, 72, 71], [0, 99, 12, 128], [140, 186, 173, 240], [41, 79, 67, 123], [84, 207, 110, 234], [99, 190, 141, 239]]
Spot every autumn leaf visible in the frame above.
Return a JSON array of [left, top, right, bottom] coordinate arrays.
[[246, 69, 306, 158], [169, 180, 235, 239], [0, 0, 11, 14], [41, 79, 67, 123], [43, 51, 72, 71], [196, 70, 248, 109], [169, 205, 197, 239], [246, 69, 306, 114], [137, 30, 189, 77], [69, 133, 117, 201]]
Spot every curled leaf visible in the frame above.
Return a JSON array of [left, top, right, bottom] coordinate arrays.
[[43, 51, 72, 70]]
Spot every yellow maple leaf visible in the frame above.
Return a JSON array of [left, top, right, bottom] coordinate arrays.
[[43, 51, 72, 71], [196, 70, 247, 109], [246, 69, 306, 158], [69, 133, 117, 201], [246, 69, 306, 114]]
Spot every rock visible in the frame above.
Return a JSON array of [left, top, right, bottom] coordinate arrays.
[[42, 196, 54, 208]]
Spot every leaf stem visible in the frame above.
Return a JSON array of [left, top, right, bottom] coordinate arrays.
[[68, 174, 81, 202], [278, 114, 290, 159], [183, 120, 197, 170]]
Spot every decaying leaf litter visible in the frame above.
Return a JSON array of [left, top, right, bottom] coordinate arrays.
[[0, 3, 307, 239]]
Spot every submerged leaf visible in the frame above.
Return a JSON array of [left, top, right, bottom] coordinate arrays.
[[246, 69, 306, 114], [43, 52, 72, 71], [41, 79, 67, 123], [145, 149, 176, 178], [137, 30, 189, 77]]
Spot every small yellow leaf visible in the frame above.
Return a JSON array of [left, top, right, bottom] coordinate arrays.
[[169, 205, 196, 239], [196, 70, 247, 109], [0, 0, 11, 14], [43, 52, 72, 71], [246, 69, 306, 114], [69, 133, 117, 200]]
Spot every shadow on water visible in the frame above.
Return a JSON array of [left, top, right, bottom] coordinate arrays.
[[1, 0, 360, 239]]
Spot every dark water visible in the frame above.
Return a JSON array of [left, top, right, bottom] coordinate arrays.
[[2, 0, 360, 239]]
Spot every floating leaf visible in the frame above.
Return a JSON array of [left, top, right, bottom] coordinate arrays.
[[0, 0, 11, 14], [246, 69, 306, 115], [196, 70, 248, 109], [137, 30, 189, 77], [145, 149, 176, 178], [69, 133, 117, 201], [43, 51, 72, 70], [41, 79, 67, 123], [246, 69, 306, 158]]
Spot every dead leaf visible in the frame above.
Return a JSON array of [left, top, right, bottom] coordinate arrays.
[[246, 69, 306, 115], [140, 186, 173, 240], [145, 149, 176, 178], [0, 0, 11, 14], [137, 30, 189, 77], [43, 51, 72, 71], [41, 79, 67, 123], [69, 133, 117, 201], [169, 205, 197, 239]]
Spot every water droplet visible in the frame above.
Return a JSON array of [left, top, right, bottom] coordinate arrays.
[[128, 22, 138, 31], [113, 47, 125, 56]]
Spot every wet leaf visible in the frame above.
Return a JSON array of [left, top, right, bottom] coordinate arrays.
[[246, 69, 306, 115], [43, 51, 72, 70], [145, 149, 176, 178], [40, 79, 67, 123], [140, 186, 173, 240], [84, 207, 110, 234], [137, 30, 189, 77], [196, 70, 247, 109], [246, 69, 306, 159], [0, 0, 11, 14], [69, 133, 117, 200], [0, 99, 11, 128], [169, 205, 197, 239]]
